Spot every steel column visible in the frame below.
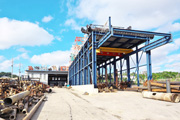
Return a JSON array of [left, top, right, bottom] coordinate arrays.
[[136, 46, 140, 86], [105, 62, 108, 83], [87, 41, 90, 84], [84, 51, 87, 84], [68, 19, 172, 88], [146, 39, 152, 80], [120, 59, 123, 82], [101, 67, 103, 83], [80, 54, 83, 85], [126, 57, 130, 82], [98, 68, 100, 84], [113, 57, 116, 83], [109, 63, 111, 83], [92, 32, 97, 87]]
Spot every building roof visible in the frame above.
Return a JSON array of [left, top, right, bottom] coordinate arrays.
[[25, 70, 68, 75], [0, 76, 10, 78]]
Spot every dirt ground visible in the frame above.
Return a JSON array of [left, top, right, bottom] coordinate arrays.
[[32, 88, 180, 120]]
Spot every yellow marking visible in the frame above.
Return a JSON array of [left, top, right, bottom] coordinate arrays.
[[89, 47, 133, 54]]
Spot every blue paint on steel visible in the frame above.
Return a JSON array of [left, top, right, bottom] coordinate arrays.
[[113, 57, 116, 83], [105, 62, 107, 83], [126, 56, 130, 82], [113, 28, 171, 36], [109, 16, 111, 30], [74, 60, 75, 85], [109, 63, 112, 83], [80, 54, 83, 85], [136, 46, 140, 86], [97, 32, 112, 48], [78, 54, 80, 85], [84, 47, 87, 85], [87, 41, 90, 84], [101, 67, 103, 82], [119, 64, 147, 72], [120, 59, 122, 82], [146, 39, 152, 80], [92, 32, 97, 87], [68, 17, 172, 88]]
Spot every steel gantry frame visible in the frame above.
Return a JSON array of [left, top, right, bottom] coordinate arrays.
[[69, 17, 172, 88]]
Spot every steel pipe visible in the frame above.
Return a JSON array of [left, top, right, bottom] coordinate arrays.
[[150, 82, 180, 90], [9, 109, 17, 120], [22, 102, 28, 114], [23, 95, 45, 120], [142, 91, 180, 103], [4, 91, 30, 106], [0, 107, 13, 114], [46, 88, 52, 93], [18, 102, 24, 110]]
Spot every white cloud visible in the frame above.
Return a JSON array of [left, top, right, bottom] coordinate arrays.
[[30, 50, 70, 66], [35, 21, 39, 25], [42, 15, 53, 23], [46, 28, 54, 32], [0, 17, 54, 49], [65, 0, 180, 73], [0, 56, 4, 61], [126, 38, 180, 73], [55, 36, 62, 41], [0, 52, 29, 72], [18, 53, 29, 60], [65, 19, 81, 30], [151, 40, 179, 66], [156, 22, 180, 32], [60, 29, 68, 34], [164, 62, 180, 72], [0, 60, 12, 72], [17, 48, 28, 53], [148, 38, 180, 72], [68, 0, 180, 30]]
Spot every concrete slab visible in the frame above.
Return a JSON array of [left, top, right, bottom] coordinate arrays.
[[32, 88, 180, 120]]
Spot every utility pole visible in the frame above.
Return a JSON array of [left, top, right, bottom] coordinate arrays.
[[11, 58, 13, 79], [19, 63, 21, 81]]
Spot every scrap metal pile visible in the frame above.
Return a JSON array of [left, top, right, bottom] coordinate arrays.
[[0, 78, 52, 120], [141, 80, 180, 93], [97, 81, 131, 93], [140, 80, 180, 103], [81, 24, 154, 39]]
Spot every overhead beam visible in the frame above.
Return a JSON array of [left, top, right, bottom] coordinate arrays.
[[118, 39, 134, 48], [113, 28, 172, 36]]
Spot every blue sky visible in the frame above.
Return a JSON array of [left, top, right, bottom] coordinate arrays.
[[0, 0, 180, 75]]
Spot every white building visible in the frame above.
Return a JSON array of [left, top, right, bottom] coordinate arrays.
[[24, 70, 68, 86]]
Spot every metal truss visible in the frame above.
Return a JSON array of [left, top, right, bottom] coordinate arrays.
[[69, 17, 172, 87]]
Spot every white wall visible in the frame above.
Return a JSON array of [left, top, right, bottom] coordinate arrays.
[[25, 71, 48, 84], [71, 84, 98, 95]]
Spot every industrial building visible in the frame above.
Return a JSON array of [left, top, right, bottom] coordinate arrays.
[[24, 66, 68, 86], [68, 17, 172, 88]]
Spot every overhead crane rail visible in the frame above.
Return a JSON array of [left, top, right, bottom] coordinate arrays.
[[69, 17, 172, 88]]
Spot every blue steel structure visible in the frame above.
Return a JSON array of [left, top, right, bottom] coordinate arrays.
[[69, 17, 172, 88]]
